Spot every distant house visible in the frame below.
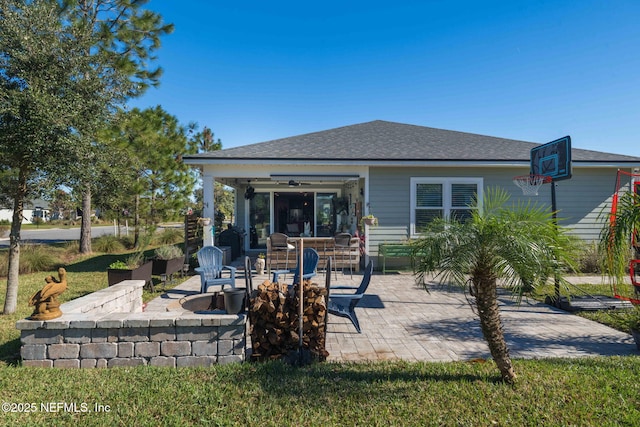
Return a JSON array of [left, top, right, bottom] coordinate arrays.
[[183, 120, 640, 266], [0, 199, 51, 224]]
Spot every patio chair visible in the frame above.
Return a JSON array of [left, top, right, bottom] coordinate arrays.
[[333, 232, 354, 279], [272, 247, 319, 285], [268, 233, 296, 278], [327, 260, 374, 333], [195, 246, 236, 293]]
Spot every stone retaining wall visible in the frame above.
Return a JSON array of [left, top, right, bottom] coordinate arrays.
[[16, 280, 246, 368]]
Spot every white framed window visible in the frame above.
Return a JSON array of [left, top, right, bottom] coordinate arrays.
[[410, 177, 483, 236]]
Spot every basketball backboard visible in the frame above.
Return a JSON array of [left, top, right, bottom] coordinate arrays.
[[530, 136, 572, 181]]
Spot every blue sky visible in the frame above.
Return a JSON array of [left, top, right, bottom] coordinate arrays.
[[129, 1, 640, 157]]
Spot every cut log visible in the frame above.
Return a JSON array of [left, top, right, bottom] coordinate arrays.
[[248, 279, 328, 362]]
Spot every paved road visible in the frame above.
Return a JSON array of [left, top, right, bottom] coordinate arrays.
[[0, 225, 121, 246]]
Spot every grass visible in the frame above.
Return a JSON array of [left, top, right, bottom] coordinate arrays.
[[0, 358, 638, 426], [0, 248, 639, 426], [529, 280, 639, 333]]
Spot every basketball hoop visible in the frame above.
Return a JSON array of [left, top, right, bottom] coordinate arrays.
[[513, 174, 552, 196]]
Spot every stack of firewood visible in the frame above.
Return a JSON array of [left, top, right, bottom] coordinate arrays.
[[248, 279, 329, 362]]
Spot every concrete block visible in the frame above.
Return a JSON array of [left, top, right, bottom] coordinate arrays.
[[64, 329, 92, 344], [80, 342, 118, 359], [44, 319, 70, 329], [176, 356, 216, 367], [68, 318, 97, 329], [149, 327, 176, 342], [91, 328, 118, 343], [192, 340, 217, 356], [175, 316, 202, 327], [80, 359, 97, 368], [21, 329, 64, 345], [218, 314, 246, 326], [200, 317, 221, 327], [22, 360, 53, 367], [219, 325, 244, 340], [118, 342, 134, 358], [48, 343, 80, 359], [149, 315, 178, 327], [53, 359, 80, 368], [233, 339, 246, 356], [21, 344, 46, 360], [124, 313, 156, 328], [96, 359, 108, 368], [15, 319, 44, 330], [161, 341, 191, 357], [96, 319, 123, 329], [108, 357, 147, 367], [176, 326, 213, 341], [217, 340, 234, 356], [149, 356, 176, 367], [118, 327, 149, 342], [134, 342, 160, 357], [217, 355, 243, 365]]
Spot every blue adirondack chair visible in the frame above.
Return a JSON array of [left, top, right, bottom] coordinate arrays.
[[195, 246, 236, 293], [327, 260, 374, 333], [272, 248, 319, 284]]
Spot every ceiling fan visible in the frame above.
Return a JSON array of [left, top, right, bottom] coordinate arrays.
[[279, 180, 311, 187]]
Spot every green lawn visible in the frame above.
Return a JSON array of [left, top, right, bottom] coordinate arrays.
[[1, 251, 639, 426], [0, 358, 639, 426]]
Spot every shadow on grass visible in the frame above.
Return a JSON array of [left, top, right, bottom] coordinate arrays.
[[245, 360, 503, 396], [64, 248, 157, 273], [0, 338, 21, 367]]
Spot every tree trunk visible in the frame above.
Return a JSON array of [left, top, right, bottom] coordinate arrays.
[[79, 183, 92, 254], [473, 272, 517, 384], [134, 192, 140, 248], [3, 175, 26, 315]]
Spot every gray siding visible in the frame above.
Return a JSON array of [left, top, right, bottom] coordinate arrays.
[[366, 166, 631, 266]]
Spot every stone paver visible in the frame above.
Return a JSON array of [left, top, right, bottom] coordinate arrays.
[[148, 269, 637, 363]]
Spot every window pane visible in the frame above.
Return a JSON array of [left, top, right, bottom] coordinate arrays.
[[416, 209, 443, 231], [451, 209, 473, 223], [316, 193, 336, 237], [249, 193, 270, 248], [417, 184, 442, 207], [451, 184, 477, 207]]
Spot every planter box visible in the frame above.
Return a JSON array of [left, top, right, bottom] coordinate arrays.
[[152, 257, 184, 277], [107, 260, 153, 287]]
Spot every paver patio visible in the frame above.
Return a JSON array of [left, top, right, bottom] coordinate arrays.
[[146, 269, 638, 363]]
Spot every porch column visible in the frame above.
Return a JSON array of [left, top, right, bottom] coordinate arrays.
[[202, 173, 215, 247]]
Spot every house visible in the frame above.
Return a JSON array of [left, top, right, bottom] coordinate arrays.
[[0, 199, 51, 224], [183, 120, 640, 267]]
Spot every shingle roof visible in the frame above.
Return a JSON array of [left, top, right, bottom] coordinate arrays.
[[185, 120, 640, 163]]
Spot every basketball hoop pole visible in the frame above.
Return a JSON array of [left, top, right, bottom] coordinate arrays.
[[551, 180, 561, 306]]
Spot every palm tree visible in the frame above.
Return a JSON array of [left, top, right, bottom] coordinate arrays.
[[411, 187, 578, 383], [599, 190, 640, 283]]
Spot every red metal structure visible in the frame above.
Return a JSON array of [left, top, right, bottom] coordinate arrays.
[[609, 169, 640, 304]]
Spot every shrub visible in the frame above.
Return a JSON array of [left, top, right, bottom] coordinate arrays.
[[155, 228, 184, 245], [578, 242, 602, 274], [154, 245, 183, 260], [119, 235, 136, 250], [19, 245, 60, 274], [93, 234, 125, 253]]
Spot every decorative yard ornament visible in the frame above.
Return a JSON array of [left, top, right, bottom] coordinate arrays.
[[28, 268, 68, 320]]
